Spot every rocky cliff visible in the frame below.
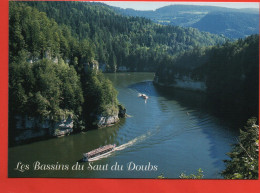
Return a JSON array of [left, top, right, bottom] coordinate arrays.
[[14, 115, 74, 142], [154, 74, 206, 92], [95, 104, 126, 128]]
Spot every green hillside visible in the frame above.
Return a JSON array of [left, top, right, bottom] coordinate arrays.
[[23, 1, 226, 72], [9, 2, 121, 145], [115, 4, 259, 39]]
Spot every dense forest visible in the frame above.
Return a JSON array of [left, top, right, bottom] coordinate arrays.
[[22, 1, 226, 72], [155, 34, 259, 123], [9, 2, 121, 144]]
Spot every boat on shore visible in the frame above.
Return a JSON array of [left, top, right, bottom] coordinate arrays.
[[83, 144, 116, 161]]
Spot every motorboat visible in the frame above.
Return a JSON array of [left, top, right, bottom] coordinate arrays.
[[139, 93, 148, 99]]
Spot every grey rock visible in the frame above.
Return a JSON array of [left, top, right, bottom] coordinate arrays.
[[96, 115, 119, 128], [14, 115, 74, 141]]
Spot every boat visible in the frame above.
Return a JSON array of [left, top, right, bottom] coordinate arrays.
[[83, 144, 116, 161], [139, 93, 149, 99]]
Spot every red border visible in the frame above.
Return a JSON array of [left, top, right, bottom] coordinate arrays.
[[1, 1, 260, 193]]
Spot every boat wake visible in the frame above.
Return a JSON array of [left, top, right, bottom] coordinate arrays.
[[137, 93, 143, 97], [87, 130, 154, 162], [115, 131, 152, 151], [88, 151, 114, 162]]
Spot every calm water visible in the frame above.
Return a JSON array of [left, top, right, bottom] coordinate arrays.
[[9, 72, 238, 178]]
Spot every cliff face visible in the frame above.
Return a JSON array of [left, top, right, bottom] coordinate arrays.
[[96, 104, 126, 128], [96, 115, 119, 128], [14, 115, 74, 142], [154, 74, 206, 92], [13, 105, 127, 142], [172, 78, 206, 91]]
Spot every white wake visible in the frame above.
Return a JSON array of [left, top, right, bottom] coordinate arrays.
[[88, 130, 153, 162]]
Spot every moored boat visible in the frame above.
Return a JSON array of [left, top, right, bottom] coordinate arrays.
[[83, 144, 116, 161]]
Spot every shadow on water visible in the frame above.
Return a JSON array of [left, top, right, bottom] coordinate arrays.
[[153, 85, 239, 174], [188, 114, 237, 170], [129, 80, 238, 177], [154, 85, 210, 114], [154, 85, 246, 129], [128, 81, 158, 97]]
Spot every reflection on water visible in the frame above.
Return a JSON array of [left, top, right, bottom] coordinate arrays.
[[9, 73, 238, 178]]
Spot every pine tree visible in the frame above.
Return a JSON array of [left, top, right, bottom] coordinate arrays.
[[222, 117, 259, 179]]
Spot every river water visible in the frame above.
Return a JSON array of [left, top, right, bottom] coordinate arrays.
[[9, 72, 238, 178]]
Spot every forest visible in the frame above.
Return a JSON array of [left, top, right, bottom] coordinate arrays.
[[9, 2, 120, 144], [155, 35, 259, 123], [8, 1, 259, 180], [22, 1, 226, 72]]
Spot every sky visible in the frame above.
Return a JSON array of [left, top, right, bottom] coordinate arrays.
[[99, 1, 259, 11]]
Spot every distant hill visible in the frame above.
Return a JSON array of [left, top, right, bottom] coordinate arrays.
[[114, 5, 259, 39], [191, 12, 259, 39]]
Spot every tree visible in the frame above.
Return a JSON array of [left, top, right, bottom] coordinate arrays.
[[179, 168, 204, 179], [222, 117, 259, 179]]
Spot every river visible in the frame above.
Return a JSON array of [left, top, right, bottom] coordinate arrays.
[[9, 72, 238, 178]]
